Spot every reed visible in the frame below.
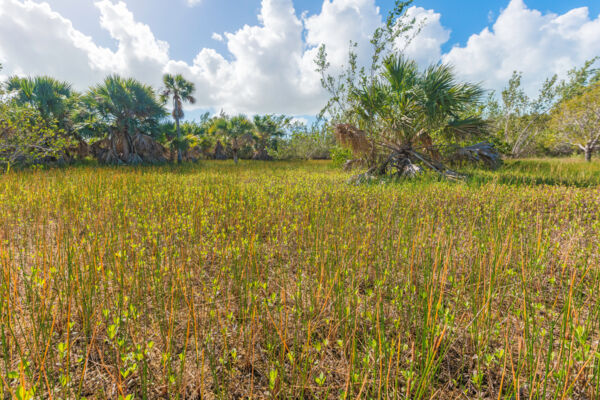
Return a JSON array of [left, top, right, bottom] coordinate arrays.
[[0, 159, 599, 399]]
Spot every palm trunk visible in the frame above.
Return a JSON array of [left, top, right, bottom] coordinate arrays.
[[176, 117, 182, 164]]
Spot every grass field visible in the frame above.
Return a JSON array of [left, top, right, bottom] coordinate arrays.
[[1, 159, 600, 399]]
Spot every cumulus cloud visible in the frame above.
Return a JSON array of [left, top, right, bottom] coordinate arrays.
[[0, 0, 451, 115], [95, 0, 169, 85], [443, 0, 600, 96], [5, 0, 594, 116], [401, 7, 450, 67], [304, 0, 381, 69], [0, 0, 171, 87], [0, 0, 120, 87], [165, 0, 316, 114]]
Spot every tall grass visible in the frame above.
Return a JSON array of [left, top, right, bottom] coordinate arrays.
[[0, 159, 599, 399]]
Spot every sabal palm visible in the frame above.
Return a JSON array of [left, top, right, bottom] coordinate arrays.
[[7, 76, 72, 122], [85, 75, 164, 162], [252, 115, 288, 159], [354, 55, 485, 149], [209, 115, 254, 164], [86, 75, 164, 133], [160, 74, 196, 163]]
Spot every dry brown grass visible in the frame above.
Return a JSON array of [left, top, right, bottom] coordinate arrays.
[[0, 160, 599, 399]]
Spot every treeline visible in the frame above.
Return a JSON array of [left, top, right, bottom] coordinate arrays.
[[1, 55, 599, 169], [0, 67, 335, 167], [481, 58, 600, 160]]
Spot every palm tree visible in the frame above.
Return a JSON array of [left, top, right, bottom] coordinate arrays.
[[160, 74, 196, 163], [7, 76, 72, 123], [337, 55, 499, 178], [5, 76, 86, 161], [252, 115, 289, 160], [209, 115, 254, 164], [85, 75, 166, 164]]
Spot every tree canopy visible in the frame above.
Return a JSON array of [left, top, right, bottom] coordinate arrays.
[[84, 75, 166, 164], [6, 76, 73, 124], [550, 84, 600, 162]]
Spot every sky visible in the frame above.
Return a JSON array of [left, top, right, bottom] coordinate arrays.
[[1, 0, 599, 120]]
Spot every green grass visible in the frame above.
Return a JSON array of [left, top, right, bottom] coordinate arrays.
[[0, 159, 599, 399]]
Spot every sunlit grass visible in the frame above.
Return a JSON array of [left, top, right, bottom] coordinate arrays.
[[1, 159, 599, 399]]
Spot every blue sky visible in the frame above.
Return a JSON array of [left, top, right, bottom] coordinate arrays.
[[1, 0, 599, 119]]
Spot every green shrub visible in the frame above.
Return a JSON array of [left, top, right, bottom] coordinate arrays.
[[0, 103, 73, 168], [330, 146, 353, 167]]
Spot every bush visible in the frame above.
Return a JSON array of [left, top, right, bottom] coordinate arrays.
[[330, 146, 353, 167], [271, 127, 336, 160], [0, 103, 74, 168]]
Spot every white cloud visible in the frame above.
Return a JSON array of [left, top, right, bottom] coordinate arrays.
[[0, 0, 170, 88], [0, 0, 448, 115], [0, 0, 120, 87], [95, 0, 169, 85], [291, 117, 308, 126], [211, 32, 224, 42], [304, 0, 382, 69], [4, 0, 596, 116], [401, 6, 450, 67], [443, 0, 600, 96]]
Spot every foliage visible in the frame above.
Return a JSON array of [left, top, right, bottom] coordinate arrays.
[[316, 2, 494, 179], [483, 71, 558, 157], [271, 122, 336, 160], [555, 57, 600, 102], [355, 55, 485, 147], [315, 0, 419, 124], [82, 76, 167, 164], [85, 75, 165, 137], [209, 114, 255, 163], [0, 103, 73, 167], [329, 146, 353, 167], [550, 83, 600, 161], [6, 76, 73, 123], [252, 114, 290, 160], [483, 58, 600, 157]]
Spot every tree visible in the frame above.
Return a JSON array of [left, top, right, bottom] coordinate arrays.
[[550, 84, 600, 162], [556, 57, 600, 102], [4, 75, 88, 161], [6, 76, 73, 123], [335, 55, 497, 178], [160, 74, 196, 163], [0, 103, 73, 167], [209, 115, 254, 164], [85, 75, 166, 164], [271, 122, 336, 160], [252, 115, 289, 160], [483, 59, 599, 158], [487, 71, 558, 157], [316, 1, 499, 178]]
